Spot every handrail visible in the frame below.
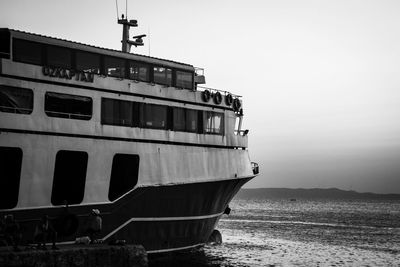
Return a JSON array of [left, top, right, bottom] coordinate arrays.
[[197, 86, 242, 98], [0, 105, 32, 113], [44, 110, 92, 119]]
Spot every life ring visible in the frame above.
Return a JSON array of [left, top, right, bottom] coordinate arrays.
[[225, 94, 233, 106], [233, 98, 241, 111], [202, 90, 211, 102], [213, 92, 222, 105]]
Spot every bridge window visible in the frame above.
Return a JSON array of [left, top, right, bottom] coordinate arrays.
[[13, 38, 43, 65], [46, 45, 72, 68], [129, 61, 149, 82], [45, 92, 92, 120], [101, 98, 138, 127], [176, 71, 193, 90], [142, 104, 167, 129], [51, 150, 88, 205], [204, 111, 224, 135], [153, 67, 172, 86], [0, 85, 33, 114], [76, 51, 100, 74], [104, 56, 125, 78], [108, 154, 140, 201], [0, 147, 22, 209]]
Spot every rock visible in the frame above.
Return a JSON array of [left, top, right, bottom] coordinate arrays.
[[0, 244, 148, 267]]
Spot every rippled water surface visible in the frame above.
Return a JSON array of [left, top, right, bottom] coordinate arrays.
[[150, 198, 400, 266]]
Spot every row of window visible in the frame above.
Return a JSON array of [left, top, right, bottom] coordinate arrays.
[[0, 85, 225, 135], [101, 98, 224, 134], [0, 147, 139, 209], [13, 38, 194, 89]]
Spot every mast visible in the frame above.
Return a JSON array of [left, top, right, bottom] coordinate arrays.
[[118, 14, 146, 53]]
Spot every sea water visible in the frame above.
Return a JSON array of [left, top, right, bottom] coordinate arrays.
[[150, 197, 400, 266]]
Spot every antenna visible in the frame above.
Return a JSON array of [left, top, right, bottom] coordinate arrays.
[[118, 13, 146, 53], [115, 0, 119, 20], [148, 27, 151, 56]]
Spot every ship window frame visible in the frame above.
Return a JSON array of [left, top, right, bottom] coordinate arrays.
[[204, 111, 225, 135], [46, 44, 72, 69], [175, 70, 194, 90], [101, 97, 140, 127], [185, 108, 198, 133], [129, 61, 150, 82], [104, 56, 126, 78], [51, 150, 88, 206], [153, 66, 172, 86], [13, 38, 43, 66], [45, 91, 93, 120], [172, 107, 186, 132], [172, 107, 198, 133], [75, 50, 101, 74], [0, 147, 23, 209], [0, 29, 10, 59], [141, 103, 168, 130], [0, 85, 33, 114], [108, 153, 140, 202]]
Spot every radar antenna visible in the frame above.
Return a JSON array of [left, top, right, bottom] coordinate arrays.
[[118, 14, 146, 53]]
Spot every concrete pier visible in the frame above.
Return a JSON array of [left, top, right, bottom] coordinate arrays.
[[0, 244, 148, 267]]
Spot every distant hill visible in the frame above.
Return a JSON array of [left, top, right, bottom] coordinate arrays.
[[235, 188, 400, 200]]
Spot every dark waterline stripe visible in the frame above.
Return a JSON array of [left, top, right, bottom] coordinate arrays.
[[0, 128, 246, 150], [0, 73, 232, 111]]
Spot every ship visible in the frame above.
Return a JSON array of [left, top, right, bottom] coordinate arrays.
[[0, 15, 259, 254]]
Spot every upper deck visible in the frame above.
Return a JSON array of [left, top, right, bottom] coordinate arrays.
[[0, 28, 247, 148]]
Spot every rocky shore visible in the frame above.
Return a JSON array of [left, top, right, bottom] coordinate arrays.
[[0, 244, 148, 267]]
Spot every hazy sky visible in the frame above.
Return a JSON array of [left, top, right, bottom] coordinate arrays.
[[1, 0, 400, 193]]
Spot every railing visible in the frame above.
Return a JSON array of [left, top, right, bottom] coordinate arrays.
[[251, 162, 259, 175], [44, 110, 92, 120], [195, 66, 241, 98], [0, 105, 32, 114]]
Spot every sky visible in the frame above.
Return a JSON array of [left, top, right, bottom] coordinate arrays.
[[1, 0, 400, 193]]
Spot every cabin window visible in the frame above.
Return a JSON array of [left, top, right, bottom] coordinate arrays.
[[129, 61, 149, 82], [108, 154, 139, 201], [176, 71, 193, 90], [142, 104, 167, 129], [173, 107, 186, 131], [51, 150, 88, 205], [153, 67, 172, 86], [0, 147, 22, 209], [204, 111, 224, 135], [0, 85, 33, 114], [76, 51, 100, 74], [172, 108, 198, 132], [186, 109, 198, 132], [104, 56, 125, 78], [46, 45, 72, 68], [13, 38, 43, 65], [0, 29, 10, 59], [45, 92, 92, 120], [101, 98, 138, 127]]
